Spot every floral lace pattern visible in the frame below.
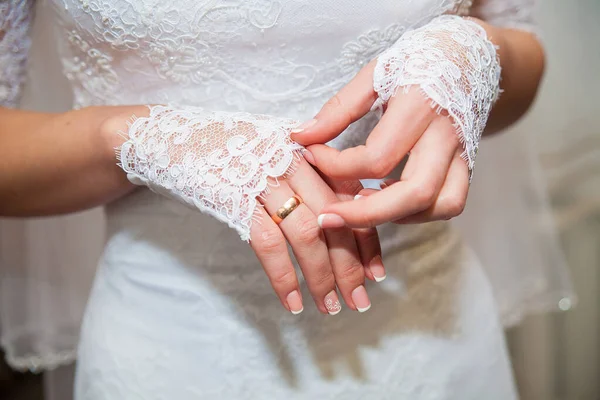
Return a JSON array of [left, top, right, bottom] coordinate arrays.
[[67, 0, 285, 84], [63, 30, 119, 107], [1, 0, 540, 395], [372, 15, 501, 175], [118, 105, 303, 241], [0, 0, 34, 107], [49, 0, 475, 112]]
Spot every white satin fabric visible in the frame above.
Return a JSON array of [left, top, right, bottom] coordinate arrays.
[[0, 0, 574, 397]]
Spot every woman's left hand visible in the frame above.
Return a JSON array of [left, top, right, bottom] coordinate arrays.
[[291, 62, 470, 228], [291, 16, 502, 229]]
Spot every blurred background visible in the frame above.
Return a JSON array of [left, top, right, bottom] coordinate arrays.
[[1, 0, 599, 399], [506, 0, 600, 398]]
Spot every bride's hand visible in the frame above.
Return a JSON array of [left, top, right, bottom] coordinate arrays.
[[110, 105, 382, 315], [291, 16, 501, 228], [251, 158, 381, 315], [294, 85, 469, 227]]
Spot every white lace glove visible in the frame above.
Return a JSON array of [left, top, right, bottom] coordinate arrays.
[[292, 15, 504, 227], [372, 15, 502, 176], [118, 105, 303, 241], [118, 105, 384, 314]]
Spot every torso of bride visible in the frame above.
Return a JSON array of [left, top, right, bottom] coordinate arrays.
[[44, 0, 471, 267], [49, 0, 472, 116], [50, 5, 519, 396]]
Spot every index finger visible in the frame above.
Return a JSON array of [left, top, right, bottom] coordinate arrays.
[[290, 60, 378, 146], [318, 116, 459, 227], [306, 89, 436, 180]]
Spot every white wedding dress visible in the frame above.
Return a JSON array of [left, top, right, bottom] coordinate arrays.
[[1, 0, 558, 398]]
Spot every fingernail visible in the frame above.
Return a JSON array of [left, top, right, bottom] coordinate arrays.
[[354, 194, 363, 200], [352, 285, 371, 312], [369, 255, 386, 282], [379, 181, 388, 189], [303, 149, 316, 165], [291, 119, 317, 134], [287, 290, 304, 315], [317, 214, 346, 229], [324, 290, 342, 315]]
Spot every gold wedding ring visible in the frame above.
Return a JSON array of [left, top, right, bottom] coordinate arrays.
[[272, 195, 303, 224]]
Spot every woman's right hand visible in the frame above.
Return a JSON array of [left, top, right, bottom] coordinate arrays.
[[250, 158, 382, 315], [110, 105, 383, 316]]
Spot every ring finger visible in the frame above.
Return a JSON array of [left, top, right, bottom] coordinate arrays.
[[250, 207, 304, 314], [287, 161, 372, 312], [261, 181, 339, 315]]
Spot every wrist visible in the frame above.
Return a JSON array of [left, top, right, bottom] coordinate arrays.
[[97, 105, 149, 167], [466, 17, 508, 68], [93, 105, 151, 192], [467, 19, 545, 134]]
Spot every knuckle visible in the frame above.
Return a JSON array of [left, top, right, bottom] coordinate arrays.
[[442, 194, 467, 219], [310, 266, 335, 288], [324, 94, 342, 110], [355, 211, 378, 229], [99, 114, 127, 144], [323, 94, 353, 126], [358, 227, 380, 244], [411, 183, 437, 207], [254, 227, 285, 254], [369, 156, 395, 178], [294, 216, 323, 246], [336, 180, 363, 197], [335, 261, 364, 284], [270, 268, 296, 288]]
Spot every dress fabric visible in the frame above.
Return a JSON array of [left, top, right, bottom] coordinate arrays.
[[2, 0, 529, 398]]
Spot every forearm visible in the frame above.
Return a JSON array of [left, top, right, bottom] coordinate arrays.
[[0, 105, 145, 216], [475, 19, 546, 135]]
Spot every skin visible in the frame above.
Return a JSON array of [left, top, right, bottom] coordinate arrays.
[[0, 105, 381, 315], [0, 19, 543, 314], [291, 19, 546, 228]]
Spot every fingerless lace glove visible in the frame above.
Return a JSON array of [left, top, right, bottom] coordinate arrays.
[[118, 105, 303, 241], [372, 15, 502, 177]]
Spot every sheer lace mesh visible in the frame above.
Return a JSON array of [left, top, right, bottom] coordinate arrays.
[[372, 15, 501, 176], [118, 105, 304, 241]]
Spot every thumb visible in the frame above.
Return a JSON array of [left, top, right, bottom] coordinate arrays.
[[290, 60, 378, 146]]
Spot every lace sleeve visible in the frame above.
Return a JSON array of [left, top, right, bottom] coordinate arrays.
[[372, 16, 501, 178], [118, 105, 304, 241], [470, 0, 538, 33], [0, 0, 35, 108]]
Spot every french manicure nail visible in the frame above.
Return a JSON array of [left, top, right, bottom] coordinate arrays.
[[287, 290, 304, 315], [352, 285, 371, 312], [324, 290, 342, 315], [317, 214, 346, 229], [291, 119, 317, 134], [354, 194, 363, 200], [369, 255, 386, 282], [303, 149, 316, 165]]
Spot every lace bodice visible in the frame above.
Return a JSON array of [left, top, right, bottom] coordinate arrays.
[[49, 0, 469, 114], [1, 0, 537, 114]]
